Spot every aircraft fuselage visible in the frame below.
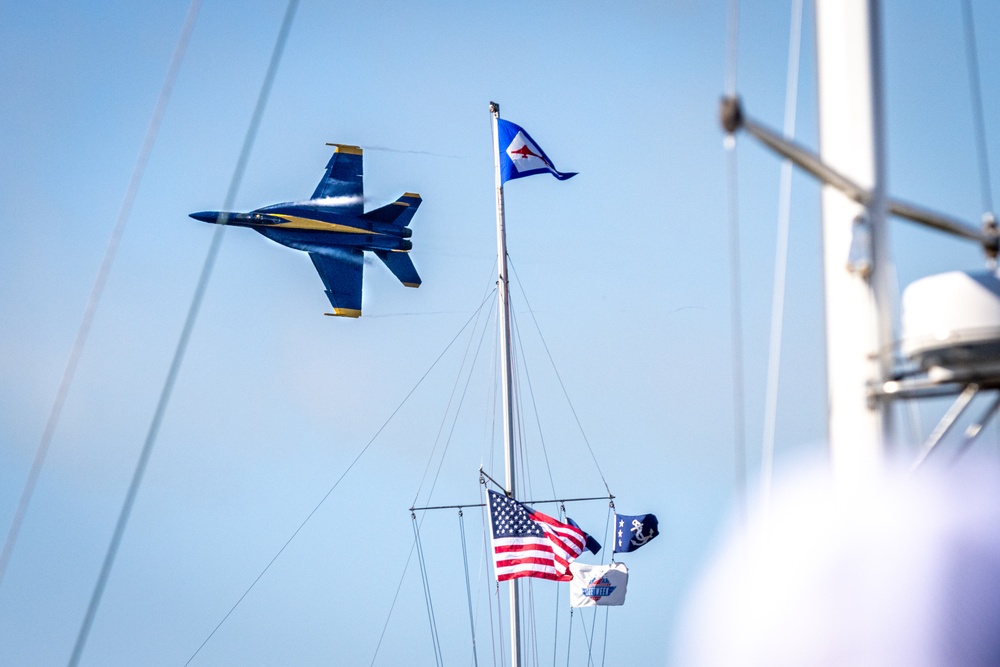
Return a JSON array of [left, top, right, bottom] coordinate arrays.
[[189, 204, 413, 253]]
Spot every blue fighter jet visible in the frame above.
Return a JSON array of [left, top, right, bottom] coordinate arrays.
[[190, 143, 421, 317]]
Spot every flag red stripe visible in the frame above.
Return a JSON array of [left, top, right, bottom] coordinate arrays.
[[529, 509, 585, 538], [495, 542, 552, 555], [497, 569, 564, 582], [495, 555, 557, 569]]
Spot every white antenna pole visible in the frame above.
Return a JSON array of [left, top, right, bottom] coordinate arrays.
[[815, 0, 893, 487], [490, 100, 521, 667]]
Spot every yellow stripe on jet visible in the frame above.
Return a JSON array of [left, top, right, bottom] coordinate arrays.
[[269, 214, 383, 234], [391, 194, 421, 207], [325, 143, 363, 155], [325, 308, 362, 318]]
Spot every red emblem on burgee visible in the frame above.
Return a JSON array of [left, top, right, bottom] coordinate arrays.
[[509, 142, 549, 166]]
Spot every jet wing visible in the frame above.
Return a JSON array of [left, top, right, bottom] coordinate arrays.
[[311, 144, 364, 215], [309, 248, 364, 317]]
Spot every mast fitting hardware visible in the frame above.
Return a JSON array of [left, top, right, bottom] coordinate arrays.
[[720, 97, 997, 258], [847, 214, 873, 279], [982, 212, 998, 261], [719, 96, 743, 134]]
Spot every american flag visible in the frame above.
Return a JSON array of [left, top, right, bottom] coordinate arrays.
[[487, 490, 587, 582]]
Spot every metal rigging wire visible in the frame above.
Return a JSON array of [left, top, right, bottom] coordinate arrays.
[[458, 509, 481, 667], [723, 0, 748, 528], [960, 0, 995, 215], [369, 538, 418, 666], [508, 305, 533, 502], [413, 516, 444, 667], [479, 258, 502, 481], [725, 0, 740, 98], [565, 608, 574, 667], [423, 302, 496, 508], [509, 299, 558, 499], [0, 0, 202, 591], [479, 477, 501, 667], [526, 579, 540, 665], [371, 290, 503, 666], [186, 291, 496, 665], [760, 0, 804, 514], [504, 267, 621, 665], [409, 280, 497, 510], [579, 608, 595, 666], [67, 2, 299, 665], [399, 292, 497, 662], [551, 506, 565, 667], [507, 259, 612, 497], [600, 605, 611, 667], [495, 578, 506, 667], [579, 503, 615, 666], [598, 503, 614, 666]]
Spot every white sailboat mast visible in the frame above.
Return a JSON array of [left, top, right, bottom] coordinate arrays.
[[815, 0, 894, 484], [489, 101, 522, 667]]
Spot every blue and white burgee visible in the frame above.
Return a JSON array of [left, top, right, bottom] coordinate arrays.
[[613, 513, 659, 554], [569, 562, 628, 607], [497, 118, 577, 184]]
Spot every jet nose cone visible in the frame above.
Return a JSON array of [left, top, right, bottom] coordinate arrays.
[[189, 210, 220, 224]]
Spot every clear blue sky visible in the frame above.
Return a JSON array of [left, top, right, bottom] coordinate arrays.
[[1, 1, 997, 664]]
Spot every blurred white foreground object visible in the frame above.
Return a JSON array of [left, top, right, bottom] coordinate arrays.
[[675, 461, 1000, 666]]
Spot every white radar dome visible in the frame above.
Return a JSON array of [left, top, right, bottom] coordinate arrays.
[[901, 270, 1000, 379]]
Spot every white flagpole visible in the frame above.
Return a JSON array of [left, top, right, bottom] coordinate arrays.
[[815, 0, 893, 488], [490, 100, 521, 667]]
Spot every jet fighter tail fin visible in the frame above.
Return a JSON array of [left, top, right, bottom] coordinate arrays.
[[375, 250, 421, 288], [362, 193, 422, 227]]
